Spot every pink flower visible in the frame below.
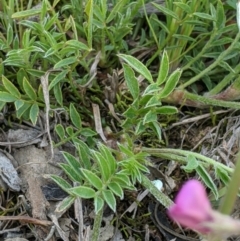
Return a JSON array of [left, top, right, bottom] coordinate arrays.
[[168, 179, 240, 238], [168, 180, 213, 233]]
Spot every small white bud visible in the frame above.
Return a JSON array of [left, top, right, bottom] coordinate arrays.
[[152, 179, 163, 191]]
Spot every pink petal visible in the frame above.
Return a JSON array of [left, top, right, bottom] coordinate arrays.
[[168, 180, 213, 233]]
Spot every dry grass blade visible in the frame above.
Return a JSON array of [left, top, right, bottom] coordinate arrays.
[[0, 215, 52, 226]]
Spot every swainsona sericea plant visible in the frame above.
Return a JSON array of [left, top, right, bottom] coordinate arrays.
[[168, 180, 240, 239]]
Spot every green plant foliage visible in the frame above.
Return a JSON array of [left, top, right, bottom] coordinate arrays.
[[120, 52, 179, 140], [196, 164, 219, 199], [1, 0, 240, 239], [51, 141, 151, 214]]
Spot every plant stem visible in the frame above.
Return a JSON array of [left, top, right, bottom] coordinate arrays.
[[219, 151, 240, 215], [180, 32, 240, 89], [91, 207, 103, 241], [54, 129, 84, 147], [152, 152, 209, 167], [207, 63, 240, 96], [142, 148, 233, 174], [185, 91, 240, 109], [141, 175, 173, 208]]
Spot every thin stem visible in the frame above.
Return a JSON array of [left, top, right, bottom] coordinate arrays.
[[185, 91, 240, 109], [142, 0, 159, 50], [91, 207, 103, 241], [208, 64, 240, 96], [142, 148, 233, 174], [219, 152, 240, 215], [141, 175, 173, 208], [54, 128, 83, 147], [151, 152, 209, 167], [180, 32, 240, 89]]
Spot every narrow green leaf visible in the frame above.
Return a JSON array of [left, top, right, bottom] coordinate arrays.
[[172, 34, 196, 42], [106, 0, 128, 23], [215, 0, 225, 29], [54, 56, 78, 69], [70, 103, 82, 129], [143, 110, 157, 124], [102, 189, 116, 212], [114, 173, 131, 186], [29, 103, 39, 125], [60, 163, 82, 183], [81, 169, 103, 189], [151, 121, 162, 141], [37, 85, 44, 102], [0, 91, 18, 102], [193, 12, 215, 21], [20, 20, 43, 33], [12, 35, 19, 49], [94, 5, 105, 22], [123, 64, 139, 99], [66, 40, 89, 51], [158, 69, 182, 98], [66, 126, 74, 136], [152, 3, 179, 20], [14, 100, 24, 110], [155, 106, 178, 115], [26, 69, 45, 77], [23, 78, 37, 101], [55, 124, 65, 140], [108, 182, 124, 199], [51, 175, 72, 193], [145, 95, 161, 108], [55, 195, 75, 213], [85, 0, 93, 49], [211, 38, 232, 47], [91, 150, 110, 181], [143, 83, 159, 96], [16, 102, 31, 118], [45, 12, 59, 30], [219, 61, 234, 73], [157, 50, 169, 85], [173, 2, 191, 13], [196, 164, 218, 199], [12, 9, 42, 19], [2, 75, 21, 98], [70, 186, 95, 198], [94, 196, 104, 214], [215, 167, 230, 186], [76, 141, 91, 170], [49, 70, 68, 90], [54, 83, 63, 106], [123, 105, 138, 119], [62, 152, 81, 170], [44, 48, 56, 58], [98, 143, 116, 175], [7, 24, 13, 46], [118, 54, 153, 83], [80, 128, 96, 137], [40, 0, 48, 21], [135, 120, 145, 135], [118, 143, 134, 157]]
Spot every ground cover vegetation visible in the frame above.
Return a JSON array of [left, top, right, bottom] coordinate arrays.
[[0, 0, 240, 240]]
